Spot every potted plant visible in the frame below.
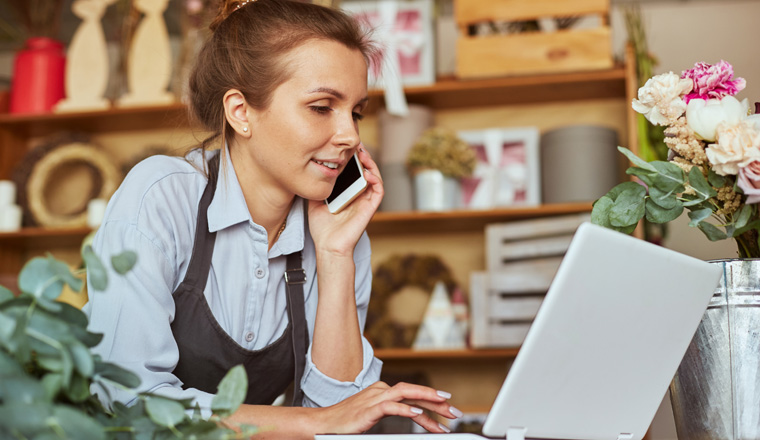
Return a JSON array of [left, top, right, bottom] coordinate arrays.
[[0, 244, 257, 439], [406, 127, 477, 212], [591, 60, 760, 439]]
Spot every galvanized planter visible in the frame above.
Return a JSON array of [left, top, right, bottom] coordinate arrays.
[[670, 259, 760, 440]]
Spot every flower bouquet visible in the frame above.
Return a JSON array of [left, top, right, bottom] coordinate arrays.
[[592, 61, 760, 257]]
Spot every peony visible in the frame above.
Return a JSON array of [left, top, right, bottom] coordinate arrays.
[[685, 96, 749, 142], [738, 160, 760, 204], [705, 120, 760, 176], [682, 60, 746, 103], [632, 72, 693, 126]]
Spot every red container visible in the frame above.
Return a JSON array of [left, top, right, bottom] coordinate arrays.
[[9, 37, 66, 115]]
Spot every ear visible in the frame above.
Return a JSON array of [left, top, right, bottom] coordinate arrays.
[[223, 89, 251, 137]]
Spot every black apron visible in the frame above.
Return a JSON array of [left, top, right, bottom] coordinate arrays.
[[170, 153, 309, 406]]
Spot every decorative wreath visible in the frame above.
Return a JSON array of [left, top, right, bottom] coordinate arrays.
[[13, 134, 121, 228], [366, 254, 459, 348]]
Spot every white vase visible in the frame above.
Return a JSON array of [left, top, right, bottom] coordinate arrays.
[[413, 169, 460, 212]]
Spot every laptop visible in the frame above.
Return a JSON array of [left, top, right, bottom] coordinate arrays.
[[316, 222, 723, 440]]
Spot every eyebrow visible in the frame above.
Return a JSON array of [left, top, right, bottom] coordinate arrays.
[[308, 87, 369, 106]]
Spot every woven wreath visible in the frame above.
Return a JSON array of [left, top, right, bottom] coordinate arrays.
[[365, 254, 459, 348], [13, 134, 121, 228]]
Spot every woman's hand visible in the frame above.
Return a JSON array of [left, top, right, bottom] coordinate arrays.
[[308, 145, 384, 257], [313, 381, 461, 434]]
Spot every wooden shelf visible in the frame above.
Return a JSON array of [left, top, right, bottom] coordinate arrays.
[[0, 203, 592, 249], [374, 347, 519, 361], [367, 202, 592, 235], [0, 226, 92, 249], [0, 66, 627, 139]]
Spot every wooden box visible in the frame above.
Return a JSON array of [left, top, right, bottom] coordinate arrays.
[[454, 0, 613, 79], [485, 213, 590, 272]]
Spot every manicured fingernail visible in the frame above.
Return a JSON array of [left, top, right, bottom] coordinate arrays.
[[437, 390, 452, 399], [410, 407, 423, 415], [449, 406, 463, 418], [439, 423, 451, 433]]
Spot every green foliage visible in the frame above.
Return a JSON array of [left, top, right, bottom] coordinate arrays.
[[406, 127, 477, 178], [592, 147, 753, 246], [0, 247, 256, 439]]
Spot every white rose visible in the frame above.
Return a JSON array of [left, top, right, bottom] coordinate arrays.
[[705, 120, 760, 176], [685, 96, 749, 142], [632, 72, 693, 126], [746, 113, 760, 131]]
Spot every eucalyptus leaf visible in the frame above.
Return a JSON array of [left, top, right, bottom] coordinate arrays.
[[609, 187, 647, 227], [650, 161, 686, 193], [0, 350, 24, 376], [0, 310, 14, 345], [18, 257, 64, 300], [111, 251, 137, 275], [94, 360, 141, 389], [82, 245, 108, 292], [0, 374, 48, 404], [687, 166, 718, 201], [145, 396, 187, 428], [645, 199, 684, 223], [591, 196, 614, 229], [648, 186, 680, 209], [41, 373, 64, 401], [68, 339, 95, 377], [36, 296, 64, 313], [619, 146, 657, 172], [688, 208, 713, 227], [734, 204, 754, 231], [708, 168, 727, 188], [64, 372, 91, 403], [211, 364, 248, 417], [47, 254, 84, 295], [51, 405, 106, 440], [698, 222, 728, 241], [9, 310, 31, 364], [0, 403, 52, 436], [0, 285, 13, 302]]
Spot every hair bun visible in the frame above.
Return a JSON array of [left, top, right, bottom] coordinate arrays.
[[209, 0, 255, 32]]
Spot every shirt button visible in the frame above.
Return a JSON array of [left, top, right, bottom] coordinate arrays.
[[255, 267, 265, 279], [245, 332, 254, 342]]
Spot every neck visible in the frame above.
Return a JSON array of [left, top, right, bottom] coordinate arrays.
[[229, 144, 294, 248]]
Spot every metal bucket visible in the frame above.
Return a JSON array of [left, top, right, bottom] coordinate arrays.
[[670, 259, 760, 440]]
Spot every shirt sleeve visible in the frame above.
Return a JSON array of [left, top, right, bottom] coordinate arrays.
[[84, 175, 216, 417], [300, 233, 383, 408]]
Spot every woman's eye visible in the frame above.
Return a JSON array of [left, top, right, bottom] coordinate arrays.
[[310, 106, 331, 114], [352, 112, 364, 122]]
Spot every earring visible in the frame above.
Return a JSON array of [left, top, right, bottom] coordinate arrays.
[[243, 127, 248, 132]]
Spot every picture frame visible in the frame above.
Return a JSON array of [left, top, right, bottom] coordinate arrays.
[[457, 127, 541, 209], [341, 0, 435, 88]]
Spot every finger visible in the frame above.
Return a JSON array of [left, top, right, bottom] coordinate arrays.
[[411, 413, 451, 434], [404, 399, 463, 420], [384, 382, 451, 404], [357, 145, 383, 184]]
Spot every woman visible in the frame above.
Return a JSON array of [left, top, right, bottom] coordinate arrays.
[[85, 0, 460, 437]]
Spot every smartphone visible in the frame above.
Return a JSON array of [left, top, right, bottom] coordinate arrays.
[[325, 153, 368, 214]]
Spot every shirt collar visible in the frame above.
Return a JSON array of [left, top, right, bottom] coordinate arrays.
[[207, 146, 251, 232], [206, 145, 306, 256]]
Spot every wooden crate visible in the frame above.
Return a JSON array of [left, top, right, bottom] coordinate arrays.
[[454, 0, 613, 79], [485, 213, 590, 272], [470, 267, 557, 348]]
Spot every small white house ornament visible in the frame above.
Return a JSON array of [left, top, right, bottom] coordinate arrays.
[[412, 281, 466, 350]]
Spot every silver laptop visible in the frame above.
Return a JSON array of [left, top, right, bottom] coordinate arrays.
[[316, 222, 722, 440]]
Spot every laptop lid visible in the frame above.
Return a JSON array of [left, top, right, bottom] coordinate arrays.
[[482, 222, 722, 440]]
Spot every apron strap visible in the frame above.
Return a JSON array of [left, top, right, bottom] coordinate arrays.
[[182, 153, 220, 290], [285, 250, 307, 406]]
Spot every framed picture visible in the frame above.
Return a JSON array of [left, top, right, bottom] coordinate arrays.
[[457, 127, 541, 209], [341, 0, 435, 88]]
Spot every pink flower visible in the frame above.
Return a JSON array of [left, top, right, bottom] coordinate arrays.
[[682, 61, 746, 103], [738, 160, 760, 204]]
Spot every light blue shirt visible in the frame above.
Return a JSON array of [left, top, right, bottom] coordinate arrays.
[[84, 148, 382, 414]]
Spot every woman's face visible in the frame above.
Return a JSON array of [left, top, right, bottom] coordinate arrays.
[[239, 39, 369, 202]]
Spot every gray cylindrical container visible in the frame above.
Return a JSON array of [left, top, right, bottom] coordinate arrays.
[[540, 125, 619, 204]]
